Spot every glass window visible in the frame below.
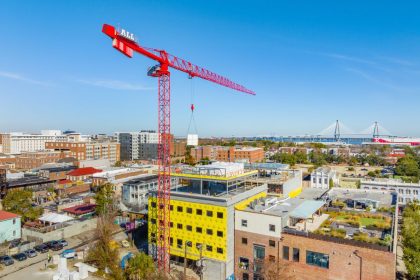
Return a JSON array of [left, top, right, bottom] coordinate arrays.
[[206, 229, 213, 235], [177, 223, 183, 229], [217, 212, 224, 219], [217, 231, 223, 237], [242, 219, 248, 227], [207, 210, 213, 217], [283, 246, 289, 260], [177, 239, 183, 247], [217, 247, 223, 254], [293, 248, 300, 262], [170, 205, 173, 211], [151, 202, 156, 208], [186, 225, 192, 231], [196, 227, 202, 233], [177, 206, 183, 212], [269, 240, 275, 247], [187, 207, 193, 214], [269, 224, 275, 232], [206, 245, 213, 252], [306, 250, 329, 269], [196, 209, 202, 215], [253, 245, 265, 260], [242, 273, 249, 280], [239, 257, 250, 270], [242, 237, 248, 244]]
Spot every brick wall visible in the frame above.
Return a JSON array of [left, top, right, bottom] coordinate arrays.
[[235, 230, 395, 280]]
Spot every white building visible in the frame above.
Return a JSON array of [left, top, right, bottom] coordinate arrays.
[[0, 130, 66, 154], [361, 179, 420, 205], [310, 167, 338, 189]]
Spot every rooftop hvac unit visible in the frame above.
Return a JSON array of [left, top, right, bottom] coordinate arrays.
[[187, 134, 198, 146]]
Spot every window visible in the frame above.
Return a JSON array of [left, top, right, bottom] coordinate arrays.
[[283, 246, 289, 260], [239, 257, 249, 270], [151, 218, 156, 224], [242, 273, 249, 280], [177, 239, 183, 247], [177, 223, 183, 229], [269, 224, 275, 232], [13, 230, 16, 236], [207, 210, 213, 217], [217, 231, 223, 237], [324, 178, 328, 184], [186, 225, 192, 231], [206, 245, 213, 252], [241, 219, 248, 227], [217, 212, 224, 219], [151, 202, 156, 208], [406, 189, 411, 195], [170, 222, 173, 228], [206, 229, 213, 235], [269, 240, 275, 247], [293, 248, 300, 262], [196, 209, 203, 215], [217, 247, 223, 254], [253, 245, 265, 260], [177, 206, 183, 212], [196, 227, 202, 233], [306, 251, 329, 269], [169, 237, 173, 246], [187, 241, 192, 247], [12, 219, 16, 225], [242, 238, 248, 244], [187, 207, 193, 214], [269, 255, 276, 262], [170, 205, 173, 211]]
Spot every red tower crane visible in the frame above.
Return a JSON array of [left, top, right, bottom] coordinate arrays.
[[102, 24, 255, 272]]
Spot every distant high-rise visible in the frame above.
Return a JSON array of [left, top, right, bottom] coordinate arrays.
[[116, 131, 159, 161]]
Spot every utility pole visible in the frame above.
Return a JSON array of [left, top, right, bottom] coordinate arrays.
[[184, 241, 192, 280], [198, 244, 204, 280], [354, 250, 362, 280]]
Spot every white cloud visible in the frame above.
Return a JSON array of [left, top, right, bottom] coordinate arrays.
[[0, 71, 53, 86], [78, 79, 155, 91]]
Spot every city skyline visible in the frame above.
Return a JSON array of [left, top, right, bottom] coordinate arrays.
[[1, 1, 420, 137]]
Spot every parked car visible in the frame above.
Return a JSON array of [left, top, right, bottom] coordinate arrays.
[[44, 240, 58, 249], [0, 255, 14, 266], [12, 253, 27, 261], [24, 249, 37, 258], [61, 249, 75, 259], [50, 243, 63, 251], [121, 240, 130, 248], [58, 239, 68, 247], [34, 244, 49, 253]]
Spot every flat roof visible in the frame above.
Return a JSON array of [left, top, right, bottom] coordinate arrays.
[[327, 188, 395, 206], [124, 174, 158, 185], [170, 170, 258, 181], [7, 175, 54, 188]]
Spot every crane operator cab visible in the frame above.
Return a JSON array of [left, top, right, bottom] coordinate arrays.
[[147, 64, 161, 77]]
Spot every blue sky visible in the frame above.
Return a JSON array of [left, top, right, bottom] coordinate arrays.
[[1, 1, 420, 137]]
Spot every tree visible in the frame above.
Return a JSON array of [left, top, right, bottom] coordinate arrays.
[[402, 201, 420, 279], [95, 183, 115, 215], [259, 258, 293, 280], [86, 211, 124, 280], [3, 190, 43, 222], [396, 155, 420, 178], [329, 178, 334, 189]]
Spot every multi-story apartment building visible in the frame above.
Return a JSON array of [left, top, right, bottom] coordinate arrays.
[[361, 179, 420, 205], [234, 189, 396, 280], [310, 167, 339, 189], [46, 140, 120, 164], [191, 146, 264, 163], [0, 130, 65, 154], [148, 163, 267, 280]]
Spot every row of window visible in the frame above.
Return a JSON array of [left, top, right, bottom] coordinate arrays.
[[168, 238, 224, 254], [151, 202, 224, 219], [241, 219, 276, 232], [150, 219, 224, 237]]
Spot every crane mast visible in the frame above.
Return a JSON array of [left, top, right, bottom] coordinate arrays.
[[102, 23, 254, 272]]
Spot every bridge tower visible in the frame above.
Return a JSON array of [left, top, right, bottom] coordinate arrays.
[[373, 121, 379, 138], [334, 120, 341, 141]]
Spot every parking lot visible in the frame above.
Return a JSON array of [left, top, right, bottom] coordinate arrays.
[[0, 230, 95, 279]]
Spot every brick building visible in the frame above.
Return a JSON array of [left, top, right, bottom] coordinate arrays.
[[234, 190, 396, 280], [191, 146, 264, 163], [46, 141, 120, 164], [14, 150, 71, 170]]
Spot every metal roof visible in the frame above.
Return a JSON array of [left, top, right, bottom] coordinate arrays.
[[289, 200, 325, 219]]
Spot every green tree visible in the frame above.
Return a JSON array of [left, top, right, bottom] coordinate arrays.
[[3, 190, 43, 222], [329, 178, 334, 189], [95, 183, 115, 215], [396, 155, 420, 178], [402, 201, 420, 279], [125, 252, 156, 280]]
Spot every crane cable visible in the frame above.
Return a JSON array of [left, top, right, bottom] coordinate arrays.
[[187, 77, 198, 135]]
